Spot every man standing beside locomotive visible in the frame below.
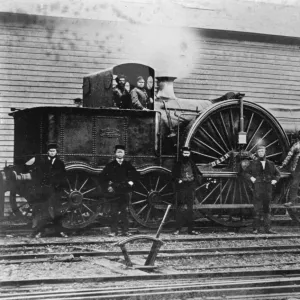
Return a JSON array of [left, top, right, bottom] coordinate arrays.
[[31, 143, 68, 238], [243, 145, 280, 234], [172, 146, 202, 235], [101, 145, 139, 237]]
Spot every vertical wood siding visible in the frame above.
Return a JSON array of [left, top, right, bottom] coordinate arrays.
[[1, 13, 300, 170]]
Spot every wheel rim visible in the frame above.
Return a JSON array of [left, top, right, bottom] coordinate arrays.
[[9, 190, 33, 220], [61, 170, 100, 229], [129, 168, 175, 228], [184, 100, 289, 227]]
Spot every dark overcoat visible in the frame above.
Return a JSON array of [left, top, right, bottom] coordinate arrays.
[[100, 160, 139, 194], [172, 158, 202, 191], [243, 159, 280, 184]]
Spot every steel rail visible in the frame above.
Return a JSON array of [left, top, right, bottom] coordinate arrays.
[[2, 244, 300, 262], [1, 233, 300, 249], [2, 271, 300, 300]]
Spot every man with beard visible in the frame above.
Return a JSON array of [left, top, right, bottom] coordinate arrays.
[[243, 145, 280, 234], [172, 146, 202, 235], [113, 74, 131, 109], [30, 143, 68, 238], [101, 145, 139, 237], [280, 131, 300, 207]]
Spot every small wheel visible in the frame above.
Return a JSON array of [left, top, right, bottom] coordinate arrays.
[[129, 167, 175, 228], [61, 170, 101, 229]]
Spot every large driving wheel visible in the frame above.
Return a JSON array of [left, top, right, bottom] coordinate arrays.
[[184, 99, 290, 227], [60, 169, 101, 229], [129, 167, 175, 228]]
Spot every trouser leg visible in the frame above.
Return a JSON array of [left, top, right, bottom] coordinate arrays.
[[288, 172, 300, 204], [110, 202, 120, 234], [186, 190, 195, 233], [252, 201, 261, 231], [175, 190, 185, 230], [263, 213, 271, 232], [119, 194, 129, 233]]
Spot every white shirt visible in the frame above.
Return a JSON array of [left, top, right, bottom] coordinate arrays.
[[116, 159, 123, 165], [48, 157, 56, 165], [260, 161, 266, 169]]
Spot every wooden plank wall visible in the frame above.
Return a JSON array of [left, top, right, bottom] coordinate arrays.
[[1, 13, 300, 171]]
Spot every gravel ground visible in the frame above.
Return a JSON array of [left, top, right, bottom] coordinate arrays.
[[2, 226, 300, 282]]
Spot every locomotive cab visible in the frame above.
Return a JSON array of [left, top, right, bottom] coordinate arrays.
[[83, 63, 155, 109]]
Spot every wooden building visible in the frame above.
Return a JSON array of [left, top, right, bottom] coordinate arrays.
[[1, 0, 300, 170]]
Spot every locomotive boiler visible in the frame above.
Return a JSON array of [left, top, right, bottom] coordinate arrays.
[[1, 62, 299, 230]]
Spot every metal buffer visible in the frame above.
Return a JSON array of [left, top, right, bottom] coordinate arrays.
[[117, 204, 171, 268]]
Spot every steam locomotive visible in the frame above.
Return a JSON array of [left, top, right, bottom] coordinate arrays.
[[1, 62, 299, 229]]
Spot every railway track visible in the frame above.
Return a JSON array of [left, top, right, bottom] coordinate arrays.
[[2, 271, 300, 299], [2, 233, 300, 299]]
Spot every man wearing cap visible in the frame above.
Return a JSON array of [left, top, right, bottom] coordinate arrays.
[[280, 131, 300, 207], [113, 74, 131, 109], [172, 146, 203, 235], [31, 143, 68, 238], [243, 145, 280, 234], [101, 145, 139, 236]]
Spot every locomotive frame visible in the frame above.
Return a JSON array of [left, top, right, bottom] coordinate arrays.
[[1, 62, 299, 230]]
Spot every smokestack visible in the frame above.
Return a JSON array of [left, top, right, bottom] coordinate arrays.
[[156, 77, 177, 100]]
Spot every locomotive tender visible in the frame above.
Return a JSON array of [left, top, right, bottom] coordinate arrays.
[[1, 62, 299, 229]]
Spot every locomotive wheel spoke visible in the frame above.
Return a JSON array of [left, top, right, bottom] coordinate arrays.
[[248, 128, 273, 152], [245, 120, 264, 151], [66, 178, 73, 192], [133, 191, 147, 197], [138, 180, 149, 193], [83, 197, 97, 202], [82, 187, 96, 195], [137, 204, 148, 216], [132, 199, 147, 205], [204, 128, 227, 154], [74, 174, 78, 190], [266, 152, 282, 158], [79, 178, 89, 192], [161, 192, 174, 197], [209, 118, 230, 152], [194, 137, 223, 156], [82, 204, 94, 213], [192, 150, 218, 160], [155, 176, 160, 191]]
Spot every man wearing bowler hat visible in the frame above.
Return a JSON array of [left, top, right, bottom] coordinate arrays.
[[101, 145, 139, 236], [243, 145, 280, 234], [172, 146, 203, 235], [31, 143, 68, 238]]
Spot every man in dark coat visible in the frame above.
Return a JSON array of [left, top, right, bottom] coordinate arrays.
[[243, 145, 280, 234], [113, 74, 131, 109], [172, 146, 203, 235], [101, 144, 139, 236], [31, 143, 68, 238]]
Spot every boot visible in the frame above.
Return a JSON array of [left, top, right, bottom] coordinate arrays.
[[263, 213, 277, 234]]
